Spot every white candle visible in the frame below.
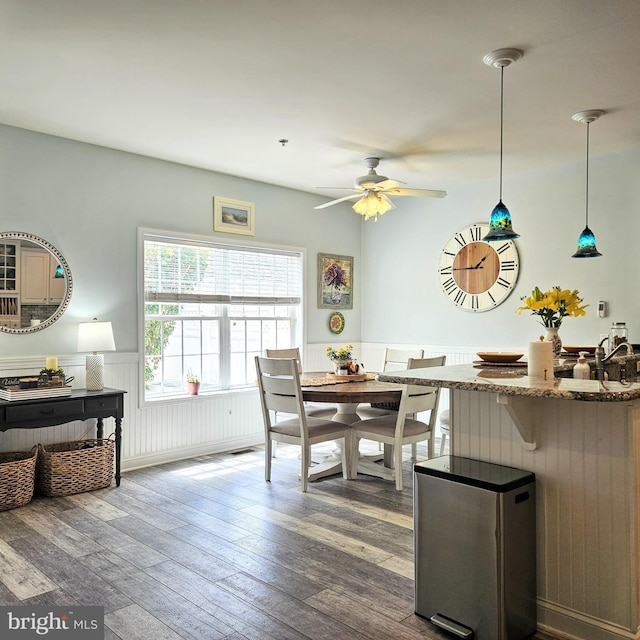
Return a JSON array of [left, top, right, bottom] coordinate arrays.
[[45, 356, 58, 370], [528, 339, 554, 380]]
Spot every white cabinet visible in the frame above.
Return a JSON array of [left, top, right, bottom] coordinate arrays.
[[20, 249, 65, 305]]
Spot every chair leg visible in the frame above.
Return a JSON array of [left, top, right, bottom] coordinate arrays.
[[301, 445, 310, 492], [351, 436, 361, 479], [394, 442, 403, 491], [411, 443, 417, 459], [440, 430, 447, 456], [265, 438, 272, 482], [341, 434, 353, 480]]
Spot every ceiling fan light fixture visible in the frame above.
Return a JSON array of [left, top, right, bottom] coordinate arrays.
[[352, 192, 395, 221], [571, 110, 604, 259], [482, 47, 522, 242]]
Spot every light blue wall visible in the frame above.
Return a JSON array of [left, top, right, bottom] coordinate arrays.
[[2, 124, 639, 359], [361, 146, 640, 349], [0, 125, 362, 356]]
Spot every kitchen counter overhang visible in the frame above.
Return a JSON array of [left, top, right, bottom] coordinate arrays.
[[377, 357, 640, 402]]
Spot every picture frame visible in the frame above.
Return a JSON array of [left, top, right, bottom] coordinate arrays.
[[318, 253, 353, 309], [213, 197, 255, 236]]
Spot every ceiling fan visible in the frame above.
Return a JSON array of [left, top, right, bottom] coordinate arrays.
[[314, 157, 446, 221]]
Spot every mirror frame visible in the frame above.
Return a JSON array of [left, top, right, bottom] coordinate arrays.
[[0, 231, 73, 334]]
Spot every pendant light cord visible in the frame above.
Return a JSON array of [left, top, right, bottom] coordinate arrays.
[[499, 65, 504, 201], [585, 122, 590, 228]]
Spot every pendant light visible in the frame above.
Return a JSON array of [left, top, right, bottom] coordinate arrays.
[[571, 110, 604, 258], [482, 48, 523, 242]]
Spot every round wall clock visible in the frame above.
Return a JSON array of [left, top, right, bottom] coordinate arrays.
[[329, 311, 345, 334], [438, 222, 519, 312]]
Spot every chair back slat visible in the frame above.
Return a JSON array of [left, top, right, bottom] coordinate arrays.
[[255, 356, 307, 428], [265, 348, 303, 373], [383, 348, 424, 371]]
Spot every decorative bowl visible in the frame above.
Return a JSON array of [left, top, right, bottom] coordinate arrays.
[[476, 352, 524, 364], [562, 345, 596, 354]]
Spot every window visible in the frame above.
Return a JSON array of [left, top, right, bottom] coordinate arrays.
[[141, 231, 303, 400]]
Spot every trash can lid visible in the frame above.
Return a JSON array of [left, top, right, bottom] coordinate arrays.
[[414, 456, 534, 492]]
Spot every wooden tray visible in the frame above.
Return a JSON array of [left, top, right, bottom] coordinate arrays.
[[325, 372, 369, 382]]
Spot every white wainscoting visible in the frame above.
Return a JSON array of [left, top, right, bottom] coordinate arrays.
[[0, 353, 263, 471], [0, 343, 477, 472]]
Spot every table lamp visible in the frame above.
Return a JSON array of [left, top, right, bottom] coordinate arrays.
[[77, 318, 116, 390]]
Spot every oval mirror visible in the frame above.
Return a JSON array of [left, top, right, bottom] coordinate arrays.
[[0, 231, 73, 334]]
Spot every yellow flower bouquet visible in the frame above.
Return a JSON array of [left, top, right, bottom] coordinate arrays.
[[516, 286, 588, 328], [325, 344, 353, 361]]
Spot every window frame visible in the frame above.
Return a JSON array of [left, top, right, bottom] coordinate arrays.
[[137, 227, 306, 406]]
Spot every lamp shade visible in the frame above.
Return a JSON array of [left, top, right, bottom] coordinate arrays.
[[77, 320, 116, 353]]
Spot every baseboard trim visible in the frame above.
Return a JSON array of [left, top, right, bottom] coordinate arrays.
[[121, 434, 264, 472], [538, 598, 640, 640]]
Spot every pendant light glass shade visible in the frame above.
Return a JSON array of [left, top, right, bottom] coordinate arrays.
[[571, 110, 604, 258], [572, 226, 601, 258], [482, 48, 522, 242]]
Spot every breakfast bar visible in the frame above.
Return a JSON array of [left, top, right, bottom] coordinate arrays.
[[379, 357, 640, 640]]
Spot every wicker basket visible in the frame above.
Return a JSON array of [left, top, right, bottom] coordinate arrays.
[[0, 446, 38, 511], [37, 439, 114, 497]]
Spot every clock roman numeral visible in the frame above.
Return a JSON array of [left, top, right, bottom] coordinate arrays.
[[497, 277, 511, 288], [469, 226, 482, 241], [454, 289, 467, 305], [442, 277, 457, 293], [487, 291, 496, 304], [454, 234, 467, 247], [470, 295, 479, 310], [439, 266, 453, 275], [500, 260, 516, 271], [496, 242, 511, 255]]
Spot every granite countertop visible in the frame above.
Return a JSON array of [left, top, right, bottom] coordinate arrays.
[[377, 354, 640, 402]]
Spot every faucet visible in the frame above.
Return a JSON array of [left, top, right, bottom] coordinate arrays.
[[603, 341, 634, 362], [594, 336, 607, 381], [594, 338, 634, 381]]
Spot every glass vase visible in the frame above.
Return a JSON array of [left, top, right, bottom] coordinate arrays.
[[544, 327, 562, 358]]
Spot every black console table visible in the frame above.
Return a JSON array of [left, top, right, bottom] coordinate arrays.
[[0, 387, 126, 486]]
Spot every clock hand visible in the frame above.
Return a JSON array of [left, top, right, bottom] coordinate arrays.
[[473, 254, 489, 269]]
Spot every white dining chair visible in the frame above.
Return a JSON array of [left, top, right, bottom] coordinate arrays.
[[255, 356, 354, 492], [356, 347, 424, 420], [349, 355, 445, 491], [265, 347, 336, 418]]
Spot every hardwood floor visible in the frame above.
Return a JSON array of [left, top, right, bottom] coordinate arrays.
[[0, 441, 560, 639]]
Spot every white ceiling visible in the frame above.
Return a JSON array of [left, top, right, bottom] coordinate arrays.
[[2, 0, 639, 201]]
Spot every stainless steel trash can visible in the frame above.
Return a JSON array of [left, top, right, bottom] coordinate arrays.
[[414, 456, 536, 639]]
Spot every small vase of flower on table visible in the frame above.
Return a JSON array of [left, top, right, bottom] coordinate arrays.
[[325, 344, 365, 380]]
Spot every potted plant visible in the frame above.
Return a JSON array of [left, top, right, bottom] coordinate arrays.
[[186, 370, 200, 395]]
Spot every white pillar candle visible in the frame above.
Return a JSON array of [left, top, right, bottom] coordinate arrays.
[[45, 356, 58, 370], [528, 338, 554, 380]]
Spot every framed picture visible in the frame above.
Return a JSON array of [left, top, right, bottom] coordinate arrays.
[[213, 197, 255, 236], [318, 253, 353, 309]]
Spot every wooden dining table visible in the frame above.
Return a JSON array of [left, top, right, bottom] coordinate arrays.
[[300, 372, 402, 482]]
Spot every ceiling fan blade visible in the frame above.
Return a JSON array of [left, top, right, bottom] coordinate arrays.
[[373, 178, 403, 190], [385, 187, 447, 198], [314, 193, 362, 209]]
